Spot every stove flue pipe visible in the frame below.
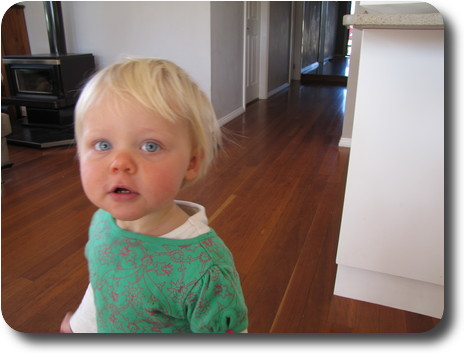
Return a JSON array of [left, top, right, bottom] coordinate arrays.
[[43, 1, 67, 55]]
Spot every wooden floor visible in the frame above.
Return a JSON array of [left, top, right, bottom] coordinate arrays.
[[303, 56, 350, 77], [301, 56, 349, 86], [1, 82, 440, 333]]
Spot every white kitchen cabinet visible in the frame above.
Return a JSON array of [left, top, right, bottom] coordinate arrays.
[[334, 10, 444, 319]]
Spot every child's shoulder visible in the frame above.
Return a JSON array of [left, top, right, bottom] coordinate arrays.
[[164, 228, 228, 255], [194, 230, 235, 265]]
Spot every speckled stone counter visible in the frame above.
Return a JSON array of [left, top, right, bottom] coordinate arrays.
[[343, 13, 444, 29]]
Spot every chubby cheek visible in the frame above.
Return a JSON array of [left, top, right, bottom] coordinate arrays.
[[141, 163, 185, 200], [79, 160, 104, 204]]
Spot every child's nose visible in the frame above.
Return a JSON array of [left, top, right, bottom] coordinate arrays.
[[110, 152, 137, 174]]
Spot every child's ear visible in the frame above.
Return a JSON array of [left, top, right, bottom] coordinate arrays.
[[184, 149, 204, 181]]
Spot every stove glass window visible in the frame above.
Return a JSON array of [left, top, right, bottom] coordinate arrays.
[[14, 68, 55, 94]]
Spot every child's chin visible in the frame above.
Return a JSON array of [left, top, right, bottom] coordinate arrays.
[[104, 208, 144, 223]]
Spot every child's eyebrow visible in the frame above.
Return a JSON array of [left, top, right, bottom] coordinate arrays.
[[136, 126, 180, 138], [81, 129, 107, 138]]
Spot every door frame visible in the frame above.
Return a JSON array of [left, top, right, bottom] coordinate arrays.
[[243, 1, 297, 104], [244, 1, 262, 104], [243, 1, 269, 104]]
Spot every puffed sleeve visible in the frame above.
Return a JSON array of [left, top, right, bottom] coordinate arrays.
[[185, 265, 248, 333]]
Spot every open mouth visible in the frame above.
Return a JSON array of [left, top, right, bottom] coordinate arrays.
[[114, 187, 133, 194], [110, 186, 139, 201], [110, 186, 139, 195]]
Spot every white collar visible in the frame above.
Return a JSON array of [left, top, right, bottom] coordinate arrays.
[[160, 200, 211, 240]]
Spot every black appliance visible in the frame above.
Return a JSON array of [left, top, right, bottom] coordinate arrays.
[[2, 1, 95, 126]]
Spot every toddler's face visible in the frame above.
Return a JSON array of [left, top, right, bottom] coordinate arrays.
[[78, 94, 200, 223]]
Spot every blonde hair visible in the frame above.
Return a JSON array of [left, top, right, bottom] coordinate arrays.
[[74, 57, 222, 181]]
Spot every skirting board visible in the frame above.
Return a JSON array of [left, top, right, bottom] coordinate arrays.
[[338, 137, 351, 148], [217, 106, 245, 127], [267, 83, 290, 99], [334, 265, 444, 319], [301, 62, 320, 74]]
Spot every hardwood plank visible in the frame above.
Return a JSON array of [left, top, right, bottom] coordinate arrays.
[[324, 296, 356, 333], [296, 181, 346, 332], [1, 82, 440, 333], [404, 311, 441, 333]]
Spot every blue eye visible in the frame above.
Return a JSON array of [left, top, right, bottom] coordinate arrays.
[[141, 141, 160, 153], [95, 140, 112, 151]]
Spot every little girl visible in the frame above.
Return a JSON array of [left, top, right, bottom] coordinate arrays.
[[60, 58, 248, 333]]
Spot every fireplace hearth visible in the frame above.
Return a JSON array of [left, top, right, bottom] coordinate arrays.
[[2, 1, 95, 148]]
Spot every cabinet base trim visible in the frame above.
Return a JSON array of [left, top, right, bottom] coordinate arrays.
[[334, 265, 444, 318]]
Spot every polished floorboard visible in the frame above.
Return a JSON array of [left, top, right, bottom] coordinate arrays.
[[301, 56, 349, 85], [1, 82, 440, 333], [303, 56, 350, 77]]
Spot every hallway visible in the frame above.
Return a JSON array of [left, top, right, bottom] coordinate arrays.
[[1, 82, 439, 333]]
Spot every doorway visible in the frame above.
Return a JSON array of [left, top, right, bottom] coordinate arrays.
[[244, 2, 293, 103], [299, 1, 352, 85], [245, 1, 261, 103]]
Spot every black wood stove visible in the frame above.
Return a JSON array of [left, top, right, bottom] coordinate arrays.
[[3, 53, 94, 125], [2, 2, 95, 147]]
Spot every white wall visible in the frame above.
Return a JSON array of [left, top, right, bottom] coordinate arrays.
[[22, 1, 211, 97], [20, 1, 295, 122], [267, 1, 291, 93], [211, 1, 244, 123]]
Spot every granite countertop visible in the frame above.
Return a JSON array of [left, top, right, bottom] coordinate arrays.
[[343, 13, 444, 29], [343, 2, 444, 29]]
